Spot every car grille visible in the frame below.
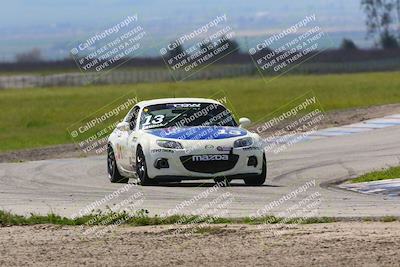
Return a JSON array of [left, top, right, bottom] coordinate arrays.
[[180, 154, 239, 174]]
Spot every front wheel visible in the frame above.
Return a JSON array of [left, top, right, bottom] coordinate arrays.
[[136, 147, 157, 186], [244, 154, 266, 186], [107, 146, 129, 183]]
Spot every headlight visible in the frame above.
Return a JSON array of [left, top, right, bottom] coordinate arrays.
[[156, 140, 183, 149], [234, 137, 253, 148]]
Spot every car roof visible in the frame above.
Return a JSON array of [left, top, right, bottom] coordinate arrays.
[[136, 98, 222, 108]]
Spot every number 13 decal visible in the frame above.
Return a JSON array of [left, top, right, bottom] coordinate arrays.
[[142, 115, 165, 126]]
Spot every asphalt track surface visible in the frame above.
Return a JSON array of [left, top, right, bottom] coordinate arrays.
[[1, 125, 400, 218]]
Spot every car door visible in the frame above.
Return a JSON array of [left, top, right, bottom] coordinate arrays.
[[120, 106, 140, 171], [126, 106, 141, 171]]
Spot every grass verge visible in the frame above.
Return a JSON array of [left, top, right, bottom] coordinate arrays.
[[0, 209, 337, 227], [351, 166, 400, 183]]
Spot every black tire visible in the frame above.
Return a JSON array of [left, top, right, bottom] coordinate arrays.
[[244, 154, 266, 186], [136, 146, 157, 186], [107, 145, 129, 183]]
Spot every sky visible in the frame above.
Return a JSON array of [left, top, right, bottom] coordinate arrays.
[[0, 0, 368, 61]]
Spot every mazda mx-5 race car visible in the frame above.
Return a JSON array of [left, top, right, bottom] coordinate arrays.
[[107, 98, 266, 186]]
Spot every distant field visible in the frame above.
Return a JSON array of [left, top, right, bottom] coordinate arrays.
[[0, 64, 242, 77], [1, 71, 400, 152], [0, 66, 169, 76]]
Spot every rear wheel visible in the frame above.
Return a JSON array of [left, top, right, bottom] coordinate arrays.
[[136, 146, 157, 186], [107, 146, 129, 183], [244, 154, 266, 186]]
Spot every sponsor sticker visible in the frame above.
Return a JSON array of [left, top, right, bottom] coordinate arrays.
[[151, 149, 174, 153]]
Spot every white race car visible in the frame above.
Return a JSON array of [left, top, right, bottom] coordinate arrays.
[[107, 98, 266, 186]]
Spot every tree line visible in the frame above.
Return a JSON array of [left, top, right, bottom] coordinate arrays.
[[361, 0, 400, 48]]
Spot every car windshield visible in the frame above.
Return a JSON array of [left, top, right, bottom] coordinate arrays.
[[139, 102, 237, 130]]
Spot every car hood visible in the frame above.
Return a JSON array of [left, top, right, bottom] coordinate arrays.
[[145, 126, 247, 140]]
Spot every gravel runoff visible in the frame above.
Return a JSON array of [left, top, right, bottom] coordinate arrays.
[[0, 222, 399, 266]]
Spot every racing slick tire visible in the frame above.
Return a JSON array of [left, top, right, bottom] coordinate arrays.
[[136, 146, 157, 186], [107, 146, 129, 183], [244, 154, 266, 186]]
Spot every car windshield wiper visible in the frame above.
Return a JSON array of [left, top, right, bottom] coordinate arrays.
[[161, 112, 190, 128], [142, 113, 189, 130], [142, 124, 164, 130]]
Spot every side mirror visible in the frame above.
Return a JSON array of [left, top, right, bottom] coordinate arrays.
[[239, 117, 251, 128], [116, 121, 130, 131]]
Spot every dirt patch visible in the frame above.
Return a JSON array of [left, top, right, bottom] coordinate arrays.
[[248, 103, 400, 138], [0, 222, 399, 266], [316, 103, 400, 128], [1, 103, 400, 163], [0, 143, 85, 163]]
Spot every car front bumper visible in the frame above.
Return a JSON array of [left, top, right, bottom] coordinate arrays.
[[145, 146, 264, 179]]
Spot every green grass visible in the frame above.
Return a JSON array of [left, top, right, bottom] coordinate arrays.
[[3, 209, 399, 228], [193, 226, 226, 235], [351, 166, 400, 183], [1, 71, 400, 152], [0, 209, 339, 227], [381, 216, 398, 222]]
